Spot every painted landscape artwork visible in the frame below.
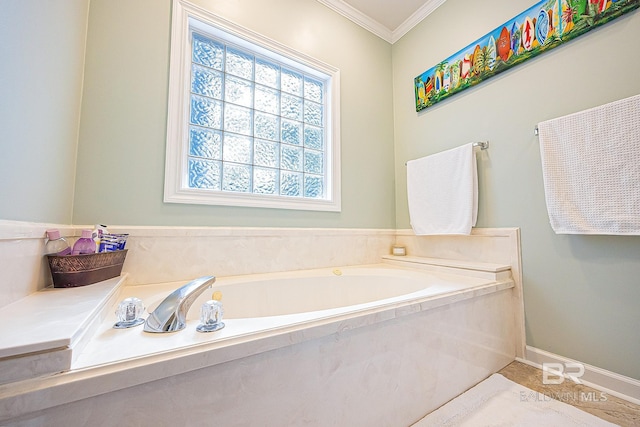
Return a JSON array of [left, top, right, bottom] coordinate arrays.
[[414, 0, 640, 112]]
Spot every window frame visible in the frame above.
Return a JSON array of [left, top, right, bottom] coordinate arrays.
[[164, 0, 341, 212]]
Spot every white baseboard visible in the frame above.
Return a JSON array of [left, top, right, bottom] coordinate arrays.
[[519, 346, 640, 405]]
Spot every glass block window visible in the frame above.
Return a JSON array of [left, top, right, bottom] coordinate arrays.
[[188, 31, 329, 200], [165, 2, 340, 211]]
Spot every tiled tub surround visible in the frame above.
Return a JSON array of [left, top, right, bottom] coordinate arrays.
[[0, 221, 521, 306], [0, 221, 79, 309], [0, 222, 397, 308], [396, 227, 525, 358], [0, 258, 517, 426], [0, 222, 523, 425]]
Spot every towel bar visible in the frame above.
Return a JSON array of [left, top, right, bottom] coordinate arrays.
[[405, 141, 489, 166]]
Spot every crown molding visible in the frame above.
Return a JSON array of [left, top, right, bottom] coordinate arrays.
[[315, 0, 393, 42], [316, 0, 446, 44], [391, 0, 447, 43]]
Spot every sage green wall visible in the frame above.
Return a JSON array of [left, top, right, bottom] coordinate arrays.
[[393, 0, 640, 380], [72, 0, 396, 228], [0, 0, 89, 224]]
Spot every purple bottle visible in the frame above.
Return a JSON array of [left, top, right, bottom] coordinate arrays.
[[72, 230, 97, 255]]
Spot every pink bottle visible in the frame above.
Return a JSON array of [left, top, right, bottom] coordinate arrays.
[[72, 230, 96, 255], [44, 229, 72, 255]]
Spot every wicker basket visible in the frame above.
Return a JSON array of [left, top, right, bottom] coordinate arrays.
[[47, 250, 127, 288]]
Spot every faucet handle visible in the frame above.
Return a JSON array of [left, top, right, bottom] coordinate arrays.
[[114, 297, 145, 329], [196, 299, 225, 333]]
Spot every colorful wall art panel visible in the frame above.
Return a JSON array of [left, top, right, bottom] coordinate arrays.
[[414, 0, 640, 112]]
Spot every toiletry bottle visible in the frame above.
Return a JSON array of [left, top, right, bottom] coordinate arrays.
[[72, 230, 97, 255], [44, 229, 72, 255]]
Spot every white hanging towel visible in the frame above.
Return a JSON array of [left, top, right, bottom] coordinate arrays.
[[407, 143, 477, 235], [538, 93, 640, 235]]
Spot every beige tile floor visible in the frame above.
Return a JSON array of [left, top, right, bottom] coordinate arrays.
[[498, 361, 640, 427]]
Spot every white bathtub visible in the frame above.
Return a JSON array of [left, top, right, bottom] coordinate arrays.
[[0, 257, 519, 426], [143, 264, 495, 318], [73, 262, 512, 368]]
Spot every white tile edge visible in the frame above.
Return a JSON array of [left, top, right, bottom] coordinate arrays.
[[395, 227, 521, 237], [0, 220, 398, 239], [2, 220, 523, 240], [105, 226, 397, 237], [69, 276, 128, 363], [382, 254, 511, 273], [0, 220, 77, 240], [520, 346, 640, 405]]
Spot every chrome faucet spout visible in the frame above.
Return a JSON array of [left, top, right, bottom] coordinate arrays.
[[144, 276, 216, 333]]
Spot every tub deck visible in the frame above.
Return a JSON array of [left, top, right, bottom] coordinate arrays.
[[75, 261, 512, 369], [0, 256, 517, 425]]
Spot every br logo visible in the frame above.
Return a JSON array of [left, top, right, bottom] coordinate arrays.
[[542, 362, 585, 385]]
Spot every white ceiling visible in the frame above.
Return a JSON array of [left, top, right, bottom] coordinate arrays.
[[315, 0, 446, 44]]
